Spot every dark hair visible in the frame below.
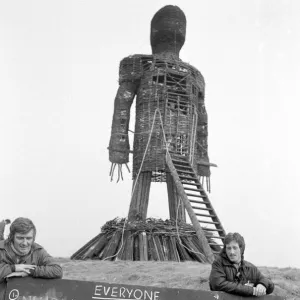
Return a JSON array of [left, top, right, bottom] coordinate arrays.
[[5, 219, 11, 224], [7, 217, 36, 243], [223, 232, 245, 256]]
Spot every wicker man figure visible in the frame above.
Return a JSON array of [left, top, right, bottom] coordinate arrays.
[[109, 5, 211, 222]]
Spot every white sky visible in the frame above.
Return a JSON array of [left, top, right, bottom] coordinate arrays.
[[0, 0, 299, 268]]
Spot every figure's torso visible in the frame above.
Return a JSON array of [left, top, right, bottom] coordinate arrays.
[[119, 54, 207, 180]]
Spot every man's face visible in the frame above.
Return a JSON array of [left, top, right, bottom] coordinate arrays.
[[13, 229, 34, 255], [225, 241, 241, 264]]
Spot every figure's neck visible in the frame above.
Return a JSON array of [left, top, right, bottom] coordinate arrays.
[[152, 44, 180, 59], [152, 50, 180, 61]]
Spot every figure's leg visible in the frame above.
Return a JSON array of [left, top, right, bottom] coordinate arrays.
[[166, 172, 186, 222], [128, 171, 152, 221]]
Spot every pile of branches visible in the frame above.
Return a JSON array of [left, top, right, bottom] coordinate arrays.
[[71, 218, 221, 262]]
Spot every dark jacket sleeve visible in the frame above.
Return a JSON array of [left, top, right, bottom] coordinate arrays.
[[209, 258, 254, 296], [32, 249, 62, 279], [0, 250, 14, 283], [255, 267, 275, 294], [0, 261, 13, 283]]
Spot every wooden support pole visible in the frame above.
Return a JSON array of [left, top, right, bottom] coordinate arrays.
[[165, 153, 214, 263], [128, 171, 152, 221], [166, 172, 186, 222]]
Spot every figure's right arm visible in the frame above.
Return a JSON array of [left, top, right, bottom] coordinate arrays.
[[209, 258, 254, 296], [109, 56, 141, 165], [109, 81, 137, 164]]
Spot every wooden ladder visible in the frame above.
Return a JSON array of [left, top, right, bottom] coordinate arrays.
[[166, 152, 226, 256]]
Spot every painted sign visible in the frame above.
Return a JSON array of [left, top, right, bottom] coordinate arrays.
[[4, 278, 285, 300]]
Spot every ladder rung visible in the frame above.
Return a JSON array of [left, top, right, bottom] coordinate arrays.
[[173, 164, 193, 170], [190, 199, 210, 205], [196, 213, 216, 218], [177, 170, 195, 175], [198, 220, 220, 225], [182, 182, 202, 187], [187, 193, 207, 198], [203, 228, 224, 232], [171, 156, 189, 161], [191, 206, 213, 211], [184, 187, 204, 192], [172, 160, 190, 166], [179, 175, 197, 180], [210, 236, 225, 240], [170, 153, 189, 159]]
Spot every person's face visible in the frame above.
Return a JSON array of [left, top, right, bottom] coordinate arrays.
[[13, 229, 34, 255], [225, 241, 241, 264]]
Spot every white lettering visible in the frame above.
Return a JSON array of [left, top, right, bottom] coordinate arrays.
[[154, 291, 160, 300], [126, 289, 133, 298], [104, 287, 111, 296], [144, 290, 153, 300], [95, 285, 103, 296], [119, 287, 126, 298], [133, 289, 142, 300], [111, 287, 118, 297], [9, 289, 19, 300]]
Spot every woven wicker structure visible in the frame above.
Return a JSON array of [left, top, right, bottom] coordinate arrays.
[[72, 6, 224, 263], [119, 54, 209, 182], [109, 6, 210, 184], [108, 6, 212, 223]]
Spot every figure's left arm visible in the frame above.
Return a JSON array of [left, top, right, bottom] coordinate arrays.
[[194, 72, 215, 182], [32, 249, 63, 279]]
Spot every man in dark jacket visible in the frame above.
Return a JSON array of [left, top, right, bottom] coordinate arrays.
[[209, 232, 274, 297], [0, 217, 63, 299], [0, 219, 11, 240]]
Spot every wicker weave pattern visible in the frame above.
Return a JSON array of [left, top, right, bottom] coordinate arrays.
[[117, 54, 210, 181]]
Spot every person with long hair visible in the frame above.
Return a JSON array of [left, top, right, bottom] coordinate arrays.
[[209, 232, 274, 297]]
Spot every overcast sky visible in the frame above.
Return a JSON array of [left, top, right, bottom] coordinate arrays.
[[1, 0, 299, 268]]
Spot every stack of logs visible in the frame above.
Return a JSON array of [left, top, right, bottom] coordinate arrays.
[[71, 218, 221, 262]]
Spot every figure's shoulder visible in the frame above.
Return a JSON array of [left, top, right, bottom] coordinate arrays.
[[180, 61, 204, 79], [178, 60, 205, 90], [119, 54, 152, 83]]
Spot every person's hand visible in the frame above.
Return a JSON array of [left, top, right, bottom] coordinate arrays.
[[245, 281, 254, 287], [253, 284, 266, 296], [6, 271, 29, 278], [15, 264, 36, 274]]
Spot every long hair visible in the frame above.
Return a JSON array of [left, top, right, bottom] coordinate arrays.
[[7, 217, 36, 243], [222, 232, 245, 258]]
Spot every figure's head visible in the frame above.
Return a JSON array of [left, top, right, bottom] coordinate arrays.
[[223, 232, 245, 264], [4, 219, 11, 225], [8, 217, 36, 255], [150, 5, 186, 56]]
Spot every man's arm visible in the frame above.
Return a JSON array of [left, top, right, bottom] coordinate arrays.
[[0, 261, 15, 283], [32, 249, 62, 279], [255, 267, 275, 294], [209, 259, 254, 296]]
